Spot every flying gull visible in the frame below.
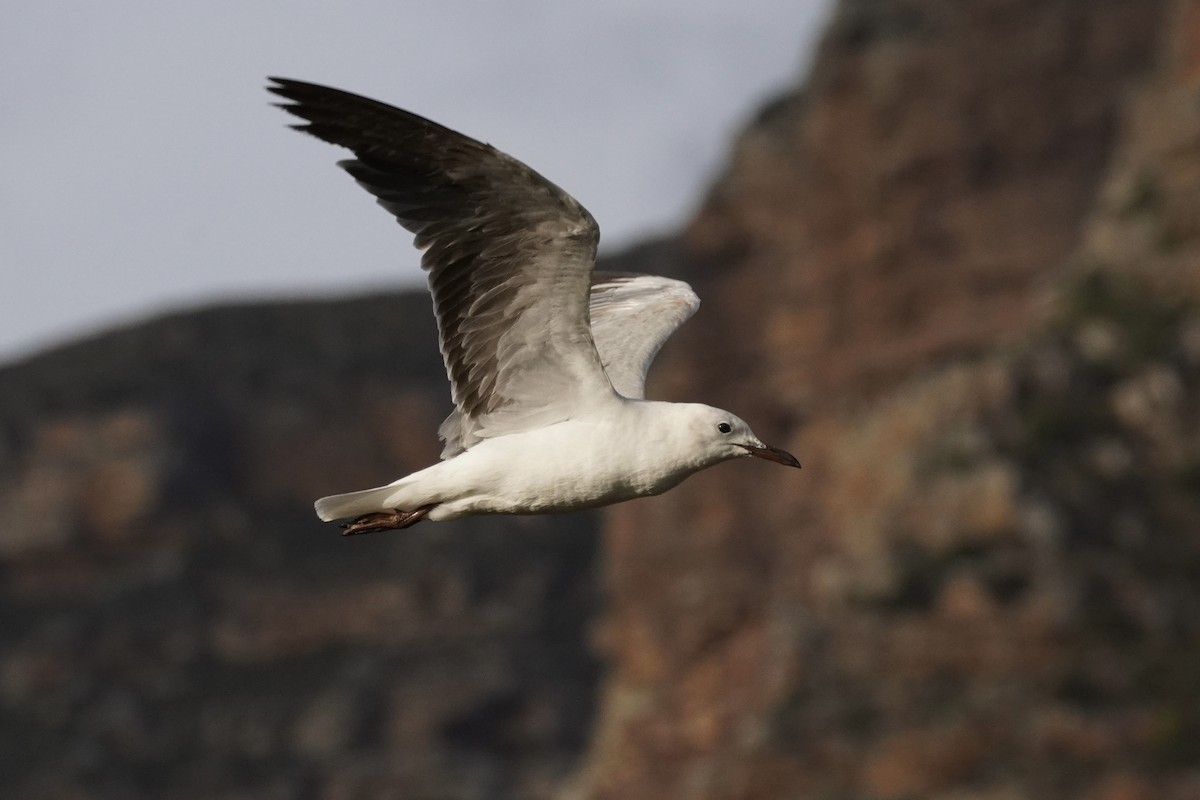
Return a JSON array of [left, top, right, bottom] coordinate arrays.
[[268, 78, 800, 535]]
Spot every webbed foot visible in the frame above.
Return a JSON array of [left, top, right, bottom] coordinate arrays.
[[340, 504, 436, 536]]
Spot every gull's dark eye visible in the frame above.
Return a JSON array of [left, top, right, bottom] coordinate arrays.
[[717, 422, 732, 434]]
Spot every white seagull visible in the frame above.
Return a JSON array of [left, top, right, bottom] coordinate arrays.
[[269, 78, 800, 536]]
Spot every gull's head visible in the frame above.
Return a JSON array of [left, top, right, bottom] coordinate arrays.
[[688, 405, 801, 469]]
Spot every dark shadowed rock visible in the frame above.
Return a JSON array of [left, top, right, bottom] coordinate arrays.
[[0, 291, 603, 799]]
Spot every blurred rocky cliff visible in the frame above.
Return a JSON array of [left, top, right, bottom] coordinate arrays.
[[3, 1, 1200, 799], [576, 1, 1200, 798], [0, 294, 603, 799]]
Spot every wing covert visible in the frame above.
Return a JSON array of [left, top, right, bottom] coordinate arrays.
[[587, 272, 700, 400]]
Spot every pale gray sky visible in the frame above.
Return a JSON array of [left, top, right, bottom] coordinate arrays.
[[2, 0, 832, 363]]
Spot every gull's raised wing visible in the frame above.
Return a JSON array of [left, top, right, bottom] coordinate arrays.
[[269, 77, 616, 451], [588, 272, 700, 400]]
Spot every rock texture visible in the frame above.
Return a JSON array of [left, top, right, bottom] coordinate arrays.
[[0, 299, 602, 799], [4, 1, 1200, 799], [576, 1, 1200, 799]]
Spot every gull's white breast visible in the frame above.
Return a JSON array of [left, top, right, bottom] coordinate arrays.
[[408, 402, 711, 520]]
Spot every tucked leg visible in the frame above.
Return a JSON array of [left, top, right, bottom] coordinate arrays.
[[340, 504, 436, 536]]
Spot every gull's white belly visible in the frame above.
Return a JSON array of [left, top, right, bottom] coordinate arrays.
[[418, 417, 699, 519]]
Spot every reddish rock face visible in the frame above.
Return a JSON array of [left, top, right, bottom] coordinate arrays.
[[579, 1, 1200, 799]]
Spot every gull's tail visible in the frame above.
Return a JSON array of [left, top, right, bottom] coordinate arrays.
[[314, 484, 401, 522]]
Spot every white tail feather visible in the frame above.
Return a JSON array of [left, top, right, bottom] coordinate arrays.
[[314, 484, 401, 522]]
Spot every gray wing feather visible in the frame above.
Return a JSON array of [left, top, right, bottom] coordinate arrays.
[[436, 272, 700, 457], [269, 78, 616, 454], [588, 272, 700, 400]]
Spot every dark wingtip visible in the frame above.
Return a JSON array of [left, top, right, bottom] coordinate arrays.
[[266, 79, 301, 115], [266, 76, 301, 91], [265, 76, 295, 99], [266, 77, 323, 108], [266, 80, 329, 141]]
